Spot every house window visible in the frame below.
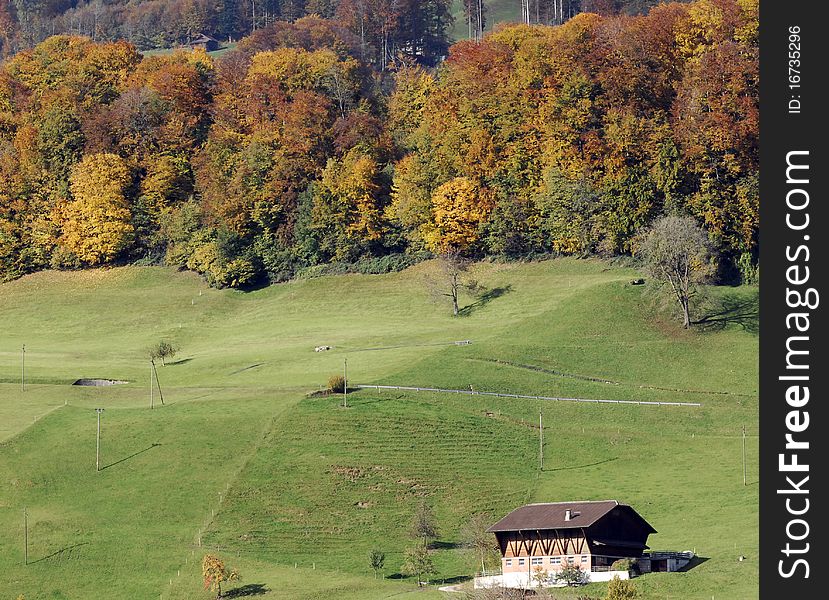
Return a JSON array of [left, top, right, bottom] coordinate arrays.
[[581, 555, 588, 563], [506, 559, 512, 567], [518, 558, 525, 566], [550, 557, 561, 565], [531, 557, 543, 566]]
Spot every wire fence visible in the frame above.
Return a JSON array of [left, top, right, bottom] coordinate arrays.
[[354, 384, 701, 407]]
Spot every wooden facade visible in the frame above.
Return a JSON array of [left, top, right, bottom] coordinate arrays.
[[498, 528, 589, 558], [188, 34, 220, 52]]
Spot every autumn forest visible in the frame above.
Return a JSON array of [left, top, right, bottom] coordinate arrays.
[[0, 0, 758, 288]]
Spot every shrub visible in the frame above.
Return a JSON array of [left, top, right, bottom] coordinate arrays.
[[610, 558, 638, 574], [605, 575, 639, 600], [554, 561, 586, 586], [328, 374, 346, 393]]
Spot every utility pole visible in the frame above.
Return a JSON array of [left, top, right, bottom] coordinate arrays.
[[343, 358, 348, 408], [742, 425, 747, 486], [539, 412, 544, 471], [21, 344, 25, 392], [152, 360, 165, 406], [24, 507, 28, 565], [95, 408, 105, 472], [150, 360, 154, 409]]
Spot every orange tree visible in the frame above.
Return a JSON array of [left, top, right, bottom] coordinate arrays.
[[202, 554, 240, 599]]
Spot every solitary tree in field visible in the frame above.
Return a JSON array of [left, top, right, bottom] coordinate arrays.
[[428, 251, 482, 317], [410, 501, 439, 547], [202, 554, 239, 599], [368, 548, 385, 578], [148, 340, 178, 365], [401, 543, 435, 587], [461, 513, 498, 573], [639, 215, 715, 328]]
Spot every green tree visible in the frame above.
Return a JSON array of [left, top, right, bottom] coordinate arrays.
[[554, 559, 585, 586], [401, 543, 435, 587], [638, 215, 716, 328], [410, 501, 439, 546], [368, 549, 385, 578], [148, 340, 179, 366]]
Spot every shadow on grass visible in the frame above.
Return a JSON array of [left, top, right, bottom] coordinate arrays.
[[458, 286, 513, 317], [542, 456, 619, 473], [166, 357, 193, 366], [224, 583, 270, 597], [29, 542, 90, 564], [438, 574, 473, 584], [676, 556, 710, 572], [694, 290, 758, 333], [230, 363, 265, 376], [100, 443, 161, 471], [348, 395, 404, 406], [430, 540, 461, 550]]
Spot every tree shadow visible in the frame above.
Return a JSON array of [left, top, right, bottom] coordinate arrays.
[[166, 357, 193, 366], [100, 443, 161, 471], [438, 574, 473, 584], [694, 290, 758, 333], [223, 583, 270, 597], [29, 542, 90, 564], [458, 285, 513, 317], [229, 363, 265, 376], [542, 456, 619, 472], [430, 540, 461, 550]]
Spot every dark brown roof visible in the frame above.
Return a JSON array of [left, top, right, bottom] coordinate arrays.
[[487, 500, 655, 533], [190, 34, 219, 45]]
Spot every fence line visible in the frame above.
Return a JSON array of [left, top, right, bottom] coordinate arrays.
[[354, 384, 701, 407]]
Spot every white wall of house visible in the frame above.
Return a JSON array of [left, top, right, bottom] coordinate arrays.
[[474, 569, 629, 589]]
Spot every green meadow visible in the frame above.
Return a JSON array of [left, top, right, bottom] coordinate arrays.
[[0, 259, 758, 599]]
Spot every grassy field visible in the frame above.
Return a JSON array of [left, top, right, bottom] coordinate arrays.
[[450, 0, 523, 41], [0, 259, 758, 599], [141, 42, 237, 58]]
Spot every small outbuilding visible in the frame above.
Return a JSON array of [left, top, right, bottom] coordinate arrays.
[[476, 500, 663, 589], [188, 33, 220, 52]]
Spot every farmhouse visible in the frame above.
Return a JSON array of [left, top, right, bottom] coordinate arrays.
[[477, 500, 669, 588], [188, 33, 220, 52]]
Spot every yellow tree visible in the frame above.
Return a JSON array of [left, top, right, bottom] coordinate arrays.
[[202, 554, 239, 599], [140, 155, 192, 217], [311, 148, 385, 261], [425, 177, 493, 254], [60, 153, 133, 265], [388, 154, 438, 248]]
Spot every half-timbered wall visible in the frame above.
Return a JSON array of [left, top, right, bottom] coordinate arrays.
[[496, 529, 590, 558]]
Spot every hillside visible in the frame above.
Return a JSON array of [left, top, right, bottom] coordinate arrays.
[[449, 1, 688, 40], [1, 2, 759, 291], [0, 260, 758, 598]]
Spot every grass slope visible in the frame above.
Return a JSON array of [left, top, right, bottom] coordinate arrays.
[[450, 0, 523, 41], [0, 259, 758, 599]]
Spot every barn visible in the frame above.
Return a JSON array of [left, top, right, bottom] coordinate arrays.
[[476, 500, 665, 588], [188, 33, 220, 52]]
